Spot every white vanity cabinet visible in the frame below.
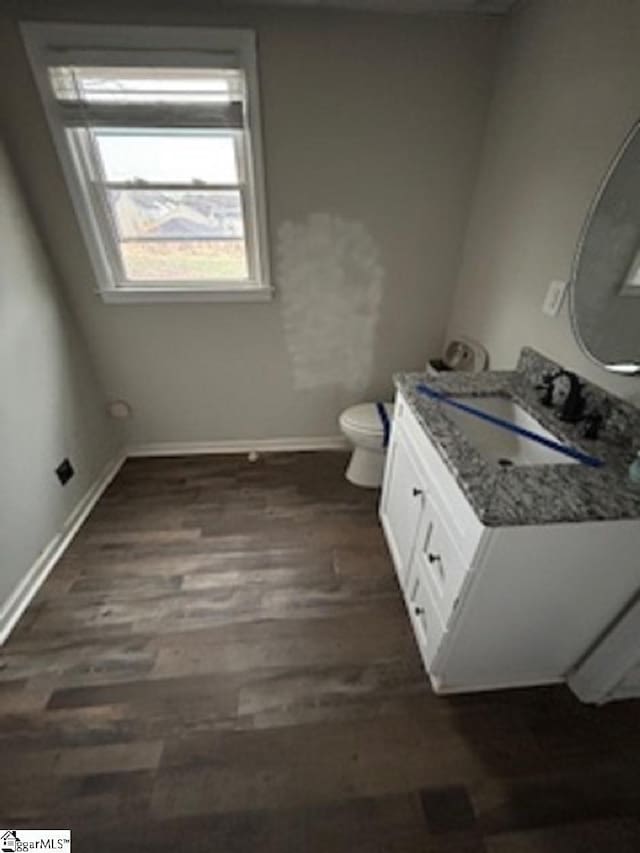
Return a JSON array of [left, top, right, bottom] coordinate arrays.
[[380, 390, 640, 696]]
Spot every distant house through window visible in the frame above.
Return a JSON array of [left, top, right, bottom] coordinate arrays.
[[22, 24, 271, 302]]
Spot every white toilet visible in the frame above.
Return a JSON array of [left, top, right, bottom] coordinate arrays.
[[339, 402, 393, 488], [339, 337, 488, 488]]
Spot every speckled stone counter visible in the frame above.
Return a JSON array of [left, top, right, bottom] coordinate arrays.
[[394, 348, 640, 527]]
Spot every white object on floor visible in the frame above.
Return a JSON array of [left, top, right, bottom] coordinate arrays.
[[339, 402, 393, 488]]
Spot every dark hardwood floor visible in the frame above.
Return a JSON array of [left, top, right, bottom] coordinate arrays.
[[1, 451, 640, 851]]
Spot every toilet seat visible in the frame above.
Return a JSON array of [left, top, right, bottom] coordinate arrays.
[[340, 403, 393, 435]]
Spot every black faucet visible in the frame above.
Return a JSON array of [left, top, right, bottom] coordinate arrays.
[[580, 400, 611, 440], [537, 370, 586, 422], [553, 370, 587, 422], [536, 372, 555, 407]]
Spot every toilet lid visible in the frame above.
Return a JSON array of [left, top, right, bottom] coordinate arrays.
[[341, 403, 393, 434]]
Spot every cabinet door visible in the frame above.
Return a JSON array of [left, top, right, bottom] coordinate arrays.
[[380, 424, 427, 586]]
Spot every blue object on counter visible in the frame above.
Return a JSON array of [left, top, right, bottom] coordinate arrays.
[[416, 382, 604, 469], [376, 402, 391, 449]]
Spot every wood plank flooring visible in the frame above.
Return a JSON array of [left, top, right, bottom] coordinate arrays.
[[1, 451, 640, 851]]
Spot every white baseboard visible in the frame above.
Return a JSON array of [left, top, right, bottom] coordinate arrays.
[[430, 673, 563, 695], [127, 436, 349, 457], [0, 451, 126, 645]]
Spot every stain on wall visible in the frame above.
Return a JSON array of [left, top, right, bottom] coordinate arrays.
[[278, 213, 384, 392]]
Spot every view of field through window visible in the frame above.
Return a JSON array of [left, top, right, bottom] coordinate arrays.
[[121, 240, 248, 280], [96, 127, 250, 281], [109, 187, 248, 281]]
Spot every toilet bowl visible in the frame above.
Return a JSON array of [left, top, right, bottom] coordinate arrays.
[[339, 403, 393, 488]]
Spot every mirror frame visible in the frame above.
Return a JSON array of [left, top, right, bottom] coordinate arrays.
[[569, 118, 640, 376]]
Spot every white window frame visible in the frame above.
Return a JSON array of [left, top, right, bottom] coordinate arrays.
[[22, 22, 272, 303]]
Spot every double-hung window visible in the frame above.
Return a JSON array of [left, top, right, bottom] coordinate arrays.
[[22, 24, 271, 302]]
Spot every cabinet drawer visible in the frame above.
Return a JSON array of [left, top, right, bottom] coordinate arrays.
[[405, 556, 445, 671], [395, 390, 484, 564], [414, 496, 467, 625]]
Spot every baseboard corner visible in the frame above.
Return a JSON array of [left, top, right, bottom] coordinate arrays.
[[0, 449, 126, 645]]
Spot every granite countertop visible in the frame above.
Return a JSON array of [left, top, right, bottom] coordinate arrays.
[[394, 348, 640, 527]]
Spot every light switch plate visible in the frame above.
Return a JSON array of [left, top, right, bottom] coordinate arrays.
[[542, 279, 568, 317]]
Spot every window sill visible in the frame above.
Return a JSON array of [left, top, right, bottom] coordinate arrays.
[[99, 286, 273, 304]]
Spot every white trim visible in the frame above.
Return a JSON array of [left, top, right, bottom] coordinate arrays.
[[568, 594, 640, 704], [127, 436, 348, 457], [619, 282, 640, 298], [0, 452, 126, 645], [430, 674, 563, 694], [22, 22, 258, 56], [100, 285, 273, 304], [568, 117, 640, 375]]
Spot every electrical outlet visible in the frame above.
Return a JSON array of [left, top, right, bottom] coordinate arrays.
[[542, 280, 568, 317], [55, 458, 74, 486]]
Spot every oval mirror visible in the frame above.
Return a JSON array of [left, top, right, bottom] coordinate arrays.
[[570, 120, 640, 374]]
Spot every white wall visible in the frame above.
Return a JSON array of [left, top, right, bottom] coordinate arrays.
[[0, 3, 501, 444], [0, 142, 119, 610], [447, 0, 640, 400]]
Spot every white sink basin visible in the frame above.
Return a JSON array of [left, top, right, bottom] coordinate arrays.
[[445, 396, 578, 467]]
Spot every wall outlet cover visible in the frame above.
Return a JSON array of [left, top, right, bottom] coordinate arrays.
[[542, 279, 568, 317], [55, 458, 74, 486]]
